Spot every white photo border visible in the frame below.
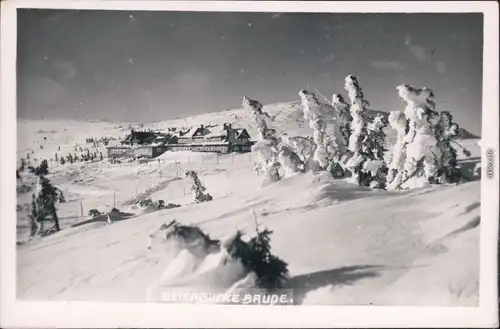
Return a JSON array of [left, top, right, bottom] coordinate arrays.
[[1, 1, 498, 328]]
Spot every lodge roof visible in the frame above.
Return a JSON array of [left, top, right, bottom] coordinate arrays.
[[122, 130, 172, 145], [173, 124, 251, 140]]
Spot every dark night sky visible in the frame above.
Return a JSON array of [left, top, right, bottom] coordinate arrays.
[[17, 10, 483, 135]]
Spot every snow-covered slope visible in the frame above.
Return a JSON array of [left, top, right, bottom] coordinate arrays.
[[16, 100, 479, 165], [16, 101, 481, 306]]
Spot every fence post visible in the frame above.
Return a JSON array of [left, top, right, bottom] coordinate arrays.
[[80, 200, 83, 217]]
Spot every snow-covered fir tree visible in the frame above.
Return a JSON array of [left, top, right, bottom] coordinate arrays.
[[29, 176, 60, 237], [361, 113, 389, 188], [298, 91, 327, 167], [345, 75, 369, 151], [185, 170, 213, 203], [435, 111, 462, 183], [37, 159, 49, 176], [332, 93, 352, 148], [243, 96, 280, 182], [396, 84, 442, 189], [298, 90, 346, 177], [364, 114, 387, 160], [244, 96, 302, 183], [344, 75, 370, 183], [225, 227, 289, 290], [386, 110, 409, 190]]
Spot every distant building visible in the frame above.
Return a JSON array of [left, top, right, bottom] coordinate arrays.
[[107, 129, 172, 159], [120, 129, 174, 146], [107, 124, 254, 159], [168, 123, 253, 153]]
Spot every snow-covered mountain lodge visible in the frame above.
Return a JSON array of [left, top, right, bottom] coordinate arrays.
[[107, 123, 254, 159]]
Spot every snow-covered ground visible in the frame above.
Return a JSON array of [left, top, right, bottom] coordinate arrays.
[[16, 101, 481, 305]]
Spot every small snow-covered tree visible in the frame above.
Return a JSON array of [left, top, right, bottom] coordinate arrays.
[[396, 84, 441, 189], [298, 90, 346, 177], [386, 110, 409, 190], [244, 96, 303, 183], [434, 111, 461, 183], [226, 227, 289, 290], [185, 170, 213, 203], [29, 176, 60, 236], [37, 159, 49, 176], [344, 75, 370, 183]]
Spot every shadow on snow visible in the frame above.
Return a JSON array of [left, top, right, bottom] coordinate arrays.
[[286, 265, 384, 305]]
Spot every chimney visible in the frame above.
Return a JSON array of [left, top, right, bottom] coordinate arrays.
[[200, 124, 204, 129], [223, 123, 228, 130]]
